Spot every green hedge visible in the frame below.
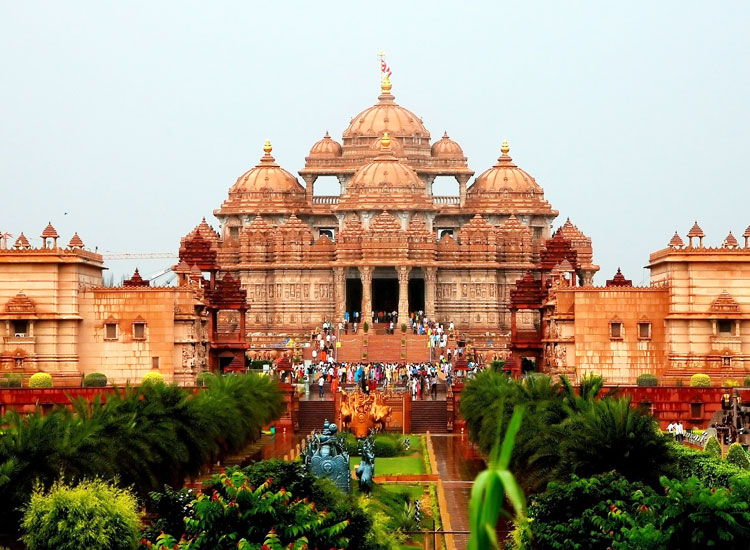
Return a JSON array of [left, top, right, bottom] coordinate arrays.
[[195, 372, 217, 387], [636, 373, 658, 387], [21, 479, 140, 550], [248, 360, 271, 369], [345, 433, 409, 457], [83, 373, 107, 387], [0, 374, 22, 388], [705, 435, 722, 459], [726, 443, 750, 470], [29, 373, 52, 388], [671, 441, 746, 487], [141, 371, 165, 385]]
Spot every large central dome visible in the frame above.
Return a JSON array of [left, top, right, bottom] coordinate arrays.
[[343, 79, 430, 140]]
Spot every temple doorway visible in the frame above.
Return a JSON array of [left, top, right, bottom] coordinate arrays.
[[372, 267, 399, 321], [346, 278, 362, 316], [408, 278, 425, 313]]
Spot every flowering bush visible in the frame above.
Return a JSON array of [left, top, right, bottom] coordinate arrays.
[[29, 373, 52, 388], [690, 373, 711, 387], [141, 371, 165, 385], [143, 470, 349, 550]]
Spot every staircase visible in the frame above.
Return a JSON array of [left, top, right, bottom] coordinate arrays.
[[410, 399, 448, 433], [335, 333, 431, 363], [297, 400, 335, 433]]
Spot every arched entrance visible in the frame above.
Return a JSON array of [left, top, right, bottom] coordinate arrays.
[[408, 267, 425, 314], [372, 267, 398, 321], [345, 267, 362, 316]]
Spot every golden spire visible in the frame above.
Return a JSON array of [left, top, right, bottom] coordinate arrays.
[[381, 131, 391, 148], [501, 140, 510, 155], [263, 140, 272, 155], [381, 75, 392, 94], [378, 50, 392, 94]]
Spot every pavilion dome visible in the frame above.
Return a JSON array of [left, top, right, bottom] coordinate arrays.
[[431, 132, 464, 159], [308, 132, 342, 159], [230, 141, 305, 195], [349, 134, 422, 189], [343, 78, 430, 140], [337, 133, 433, 211], [468, 141, 542, 195]]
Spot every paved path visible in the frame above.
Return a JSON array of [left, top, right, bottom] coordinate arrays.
[[430, 434, 485, 550]]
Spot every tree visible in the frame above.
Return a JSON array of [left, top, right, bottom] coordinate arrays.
[[726, 443, 750, 470]]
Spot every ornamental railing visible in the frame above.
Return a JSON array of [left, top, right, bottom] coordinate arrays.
[[312, 196, 339, 204], [433, 196, 461, 205]]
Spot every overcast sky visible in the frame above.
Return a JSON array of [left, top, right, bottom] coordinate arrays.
[[1, 2, 749, 284]]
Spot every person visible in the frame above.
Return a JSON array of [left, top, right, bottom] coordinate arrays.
[[666, 420, 676, 437], [318, 374, 325, 398], [431, 374, 438, 400], [675, 420, 685, 444]]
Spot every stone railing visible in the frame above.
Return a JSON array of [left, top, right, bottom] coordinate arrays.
[[312, 196, 339, 205], [433, 196, 461, 205]]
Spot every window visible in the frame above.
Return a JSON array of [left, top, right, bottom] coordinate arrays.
[[532, 227, 543, 241], [229, 226, 240, 241], [718, 320, 734, 335], [12, 320, 28, 337], [105, 323, 118, 340], [438, 228, 454, 240], [691, 402, 703, 418], [638, 322, 651, 340], [723, 356, 732, 367], [610, 321, 623, 339], [133, 322, 146, 340], [152, 357, 160, 369], [319, 228, 335, 241]]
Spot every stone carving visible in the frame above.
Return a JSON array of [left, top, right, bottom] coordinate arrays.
[[339, 389, 393, 437]]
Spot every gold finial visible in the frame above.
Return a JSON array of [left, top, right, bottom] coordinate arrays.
[[263, 140, 272, 155], [381, 131, 391, 148], [381, 75, 392, 94], [501, 140, 510, 155]]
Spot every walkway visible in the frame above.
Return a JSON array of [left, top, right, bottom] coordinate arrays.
[[430, 434, 485, 550]]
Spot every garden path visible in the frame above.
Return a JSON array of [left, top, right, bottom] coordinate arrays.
[[430, 434, 485, 550]]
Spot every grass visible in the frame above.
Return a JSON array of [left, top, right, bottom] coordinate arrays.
[[354, 483, 433, 529], [351, 456, 425, 475]]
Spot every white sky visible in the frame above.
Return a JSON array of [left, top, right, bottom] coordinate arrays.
[[1, 2, 749, 284]]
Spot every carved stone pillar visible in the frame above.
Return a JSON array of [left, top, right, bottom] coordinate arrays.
[[424, 267, 437, 321], [397, 266, 412, 323], [359, 266, 372, 324], [302, 174, 317, 205], [334, 267, 346, 321], [457, 175, 470, 207]]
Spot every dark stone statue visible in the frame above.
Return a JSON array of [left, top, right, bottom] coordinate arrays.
[[355, 434, 375, 494], [303, 420, 351, 493]]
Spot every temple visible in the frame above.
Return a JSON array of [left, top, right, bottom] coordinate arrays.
[[179, 73, 598, 355]]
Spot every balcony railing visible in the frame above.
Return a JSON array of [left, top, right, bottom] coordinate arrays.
[[312, 196, 339, 205], [433, 196, 461, 205]]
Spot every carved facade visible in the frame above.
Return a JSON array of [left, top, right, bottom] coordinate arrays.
[[183, 76, 598, 336]]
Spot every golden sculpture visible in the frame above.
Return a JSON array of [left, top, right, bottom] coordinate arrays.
[[339, 389, 393, 437]]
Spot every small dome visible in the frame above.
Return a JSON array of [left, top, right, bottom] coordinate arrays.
[[308, 132, 342, 158], [468, 141, 542, 195], [431, 132, 464, 159], [230, 141, 305, 195]]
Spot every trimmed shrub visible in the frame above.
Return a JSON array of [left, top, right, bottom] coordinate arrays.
[[705, 435, 722, 459], [671, 441, 744, 488], [29, 373, 52, 388], [363, 322, 369, 333], [401, 323, 407, 333], [744, 376, 750, 387], [690, 373, 711, 387], [491, 360, 505, 372], [726, 443, 750, 470], [141, 371, 165, 385], [21, 478, 140, 550], [724, 379, 740, 388], [83, 372, 107, 387], [0, 373, 22, 388], [195, 371, 216, 387], [636, 373, 658, 387], [248, 360, 271, 369], [374, 436, 399, 457]]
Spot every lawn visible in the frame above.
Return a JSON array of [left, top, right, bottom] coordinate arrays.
[[350, 455, 425, 475]]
